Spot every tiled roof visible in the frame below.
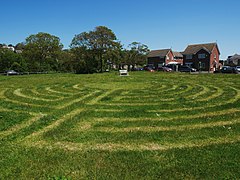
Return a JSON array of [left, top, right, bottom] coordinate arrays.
[[182, 43, 217, 55], [229, 54, 240, 60], [173, 51, 183, 58], [147, 49, 171, 58]]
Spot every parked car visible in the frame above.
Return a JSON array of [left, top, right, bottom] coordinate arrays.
[[179, 66, 197, 72], [235, 66, 240, 73], [144, 66, 155, 72], [134, 67, 144, 71], [221, 66, 235, 73], [158, 66, 173, 72], [5, 70, 20, 76]]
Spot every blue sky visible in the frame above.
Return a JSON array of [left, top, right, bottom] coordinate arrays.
[[1, 0, 239, 59]]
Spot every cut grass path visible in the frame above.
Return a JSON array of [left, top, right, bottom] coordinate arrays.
[[0, 72, 240, 179]]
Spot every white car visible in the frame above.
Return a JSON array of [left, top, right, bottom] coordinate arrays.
[[235, 66, 240, 72], [5, 70, 20, 75]]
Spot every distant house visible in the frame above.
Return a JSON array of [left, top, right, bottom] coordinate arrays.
[[173, 51, 183, 64], [0, 44, 15, 52], [0, 44, 23, 53], [227, 54, 240, 66], [147, 49, 183, 69], [182, 43, 220, 71]]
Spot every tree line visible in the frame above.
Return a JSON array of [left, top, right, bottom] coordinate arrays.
[[0, 26, 149, 74]]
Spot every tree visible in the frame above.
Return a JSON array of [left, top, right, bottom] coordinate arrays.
[[0, 48, 27, 72], [70, 46, 98, 74], [23, 32, 63, 72], [104, 42, 123, 70], [58, 49, 75, 72], [15, 42, 25, 51], [125, 42, 149, 70], [71, 26, 120, 73]]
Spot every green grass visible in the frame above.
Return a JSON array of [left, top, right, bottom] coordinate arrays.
[[0, 72, 240, 179], [0, 111, 31, 131]]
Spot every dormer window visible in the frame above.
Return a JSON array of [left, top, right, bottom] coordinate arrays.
[[198, 54, 206, 59]]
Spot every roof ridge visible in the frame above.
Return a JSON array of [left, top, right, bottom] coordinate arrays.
[[188, 42, 216, 46], [182, 42, 219, 55], [147, 49, 172, 58], [150, 48, 171, 51]]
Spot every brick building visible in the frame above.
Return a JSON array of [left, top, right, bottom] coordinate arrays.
[[182, 43, 220, 71], [147, 49, 183, 69]]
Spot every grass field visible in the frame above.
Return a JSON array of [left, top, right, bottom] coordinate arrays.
[[0, 72, 240, 179]]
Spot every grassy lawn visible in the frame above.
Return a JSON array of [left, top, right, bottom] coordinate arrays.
[[0, 72, 239, 179]]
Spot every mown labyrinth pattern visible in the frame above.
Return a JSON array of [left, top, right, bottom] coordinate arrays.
[[0, 81, 240, 151]]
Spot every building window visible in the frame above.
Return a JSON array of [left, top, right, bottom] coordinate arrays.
[[186, 54, 193, 60], [186, 62, 193, 67], [214, 54, 217, 59], [198, 53, 206, 59], [166, 55, 169, 60]]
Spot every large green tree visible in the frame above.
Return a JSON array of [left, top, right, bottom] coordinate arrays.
[[71, 26, 120, 73], [23, 32, 63, 72], [0, 49, 27, 72], [58, 49, 75, 73], [70, 46, 98, 74], [105, 43, 124, 70], [123, 42, 149, 70]]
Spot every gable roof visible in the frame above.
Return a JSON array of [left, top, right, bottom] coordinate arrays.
[[231, 54, 240, 58], [229, 54, 240, 60], [182, 43, 220, 55], [228, 54, 240, 65], [173, 51, 183, 58], [147, 49, 171, 58]]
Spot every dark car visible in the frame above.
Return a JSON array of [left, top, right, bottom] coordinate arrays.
[[179, 66, 197, 72], [5, 70, 20, 76], [221, 66, 235, 74], [133, 67, 144, 71], [158, 66, 173, 72], [144, 66, 155, 72]]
